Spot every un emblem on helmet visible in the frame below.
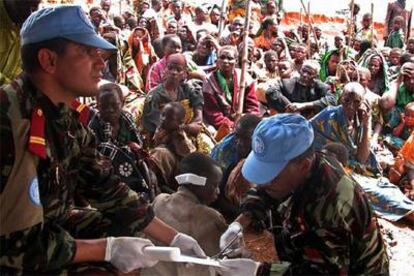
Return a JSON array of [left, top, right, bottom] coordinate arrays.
[[253, 136, 265, 154]]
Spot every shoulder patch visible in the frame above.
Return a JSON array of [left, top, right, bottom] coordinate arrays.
[[28, 177, 42, 206]]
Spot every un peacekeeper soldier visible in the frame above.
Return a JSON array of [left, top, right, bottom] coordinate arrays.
[[0, 6, 205, 274], [218, 114, 389, 275]]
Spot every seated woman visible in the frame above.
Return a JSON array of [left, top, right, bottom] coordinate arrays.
[[142, 53, 215, 153], [358, 49, 390, 96], [128, 26, 157, 86], [203, 46, 260, 138], [311, 82, 414, 222], [254, 16, 278, 51], [89, 82, 154, 197], [319, 50, 341, 82], [185, 34, 219, 71]]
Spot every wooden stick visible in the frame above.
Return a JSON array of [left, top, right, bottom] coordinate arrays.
[[299, 0, 320, 53], [371, 2, 374, 49], [348, 0, 355, 46], [218, 0, 227, 38], [236, 0, 253, 116], [406, 8, 413, 43], [307, 1, 311, 58]]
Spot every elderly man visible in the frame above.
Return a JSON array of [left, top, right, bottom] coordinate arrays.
[[265, 59, 336, 118], [0, 6, 204, 274], [219, 114, 389, 275]]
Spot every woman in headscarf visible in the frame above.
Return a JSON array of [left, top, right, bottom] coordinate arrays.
[[254, 16, 279, 51], [358, 49, 390, 96], [128, 24, 157, 86]]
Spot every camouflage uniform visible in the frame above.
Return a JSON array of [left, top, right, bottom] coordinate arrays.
[[0, 75, 154, 274], [242, 153, 389, 275]]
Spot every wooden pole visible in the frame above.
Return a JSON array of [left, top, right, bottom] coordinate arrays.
[[299, 0, 320, 53], [218, 0, 227, 38], [348, 0, 355, 46], [236, 0, 252, 116], [406, 8, 413, 43], [370, 2, 374, 49], [307, 1, 311, 58]]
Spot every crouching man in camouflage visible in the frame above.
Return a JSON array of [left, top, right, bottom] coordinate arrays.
[[0, 6, 204, 274], [218, 114, 389, 275]]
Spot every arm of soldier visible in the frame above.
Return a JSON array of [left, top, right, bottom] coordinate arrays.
[[0, 223, 77, 270], [142, 216, 178, 245], [72, 239, 106, 263]]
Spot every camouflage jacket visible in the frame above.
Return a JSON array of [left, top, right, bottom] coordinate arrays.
[[0, 75, 154, 272], [242, 153, 389, 275]]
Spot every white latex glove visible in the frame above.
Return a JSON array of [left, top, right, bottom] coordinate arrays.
[[170, 233, 206, 258], [217, 258, 260, 276], [105, 237, 159, 273], [219, 222, 243, 251]]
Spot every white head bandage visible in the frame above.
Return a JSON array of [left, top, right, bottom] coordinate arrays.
[[175, 173, 207, 186]]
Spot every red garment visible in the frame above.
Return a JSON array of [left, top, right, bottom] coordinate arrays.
[[145, 57, 167, 92], [203, 69, 259, 129]]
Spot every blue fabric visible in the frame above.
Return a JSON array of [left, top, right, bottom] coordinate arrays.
[[310, 106, 382, 174], [211, 133, 239, 172], [242, 114, 314, 185], [309, 106, 414, 221], [351, 173, 414, 221], [21, 5, 116, 50]]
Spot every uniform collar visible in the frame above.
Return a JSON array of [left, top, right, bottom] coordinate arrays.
[[22, 74, 74, 121]]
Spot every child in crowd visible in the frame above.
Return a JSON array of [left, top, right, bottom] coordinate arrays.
[[385, 16, 405, 49], [89, 82, 153, 196], [389, 102, 414, 143], [388, 48, 403, 81], [142, 152, 227, 276], [153, 102, 196, 157]]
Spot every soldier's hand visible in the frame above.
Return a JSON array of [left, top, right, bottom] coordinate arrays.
[[170, 233, 206, 258], [220, 222, 244, 251], [216, 258, 260, 276], [105, 237, 158, 273]]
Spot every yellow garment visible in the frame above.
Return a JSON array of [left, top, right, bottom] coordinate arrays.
[[0, 0, 22, 85], [180, 99, 216, 154]]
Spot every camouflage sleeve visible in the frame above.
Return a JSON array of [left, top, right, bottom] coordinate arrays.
[[240, 188, 279, 232], [0, 223, 76, 271], [271, 178, 388, 275], [76, 129, 155, 233]]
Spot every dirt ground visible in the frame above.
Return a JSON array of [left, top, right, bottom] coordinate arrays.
[[244, 219, 414, 275]]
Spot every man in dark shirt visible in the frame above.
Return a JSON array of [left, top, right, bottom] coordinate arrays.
[[266, 59, 336, 118]]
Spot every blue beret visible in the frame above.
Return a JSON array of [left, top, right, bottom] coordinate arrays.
[[21, 5, 116, 51]]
